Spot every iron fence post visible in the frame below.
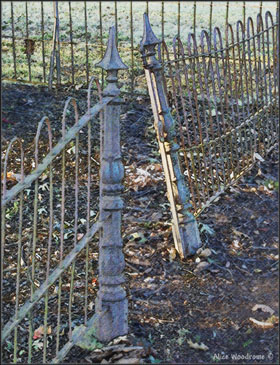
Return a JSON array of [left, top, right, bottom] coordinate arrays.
[[140, 13, 201, 258], [93, 26, 128, 342]]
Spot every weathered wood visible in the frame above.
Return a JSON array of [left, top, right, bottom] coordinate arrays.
[[140, 13, 201, 258]]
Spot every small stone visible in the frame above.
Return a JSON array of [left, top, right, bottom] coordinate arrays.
[[199, 248, 212, 258], [194, 261, 210, 273]]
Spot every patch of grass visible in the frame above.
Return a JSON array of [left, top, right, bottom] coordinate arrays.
[[1, 2, 277, 87]]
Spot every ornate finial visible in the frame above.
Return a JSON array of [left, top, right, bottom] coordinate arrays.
[[140, 13, 160, 51], [96, 26, 127, 71]]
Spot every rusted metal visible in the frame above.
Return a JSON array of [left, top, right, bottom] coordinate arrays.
[[93, 25, 128, 343], [130, 1, 134, 94], [153, 10, 278, 215], [84, 1, 89, 86], [1, 97, 113, 208], [141, 13, 201, 258], [99, 1, 104, 87], [69, 1, 75, 84], [41, 1, 46, 83], [1, 70, 119, 364], [10, 2, 17, 78]]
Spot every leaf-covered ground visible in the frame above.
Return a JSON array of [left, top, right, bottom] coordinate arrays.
[[1, 83, 279, 364]]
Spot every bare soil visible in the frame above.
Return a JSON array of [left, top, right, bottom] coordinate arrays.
[[1, 83, 279, 364]]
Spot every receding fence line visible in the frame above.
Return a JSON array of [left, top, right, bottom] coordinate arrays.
[[142, 10, 278, 220], [2, 1, 275, 92]]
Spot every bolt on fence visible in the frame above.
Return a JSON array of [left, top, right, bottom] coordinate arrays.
[[1, 26, 128, 363]]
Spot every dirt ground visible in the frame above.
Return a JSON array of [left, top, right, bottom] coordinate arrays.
[[1, 83, 279, 364]]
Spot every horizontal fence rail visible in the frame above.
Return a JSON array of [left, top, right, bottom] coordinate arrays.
[[1, 1, 278, 94], [1, 79, 112, 363], [159, 10, 279, 214]]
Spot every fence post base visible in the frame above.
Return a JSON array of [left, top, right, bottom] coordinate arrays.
[[93, 298, 128, 343]]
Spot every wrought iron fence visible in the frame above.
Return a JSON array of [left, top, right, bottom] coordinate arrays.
[[141, 10, 279, 217], [1, 1, 277, 94], [1, 27, 128, 363]]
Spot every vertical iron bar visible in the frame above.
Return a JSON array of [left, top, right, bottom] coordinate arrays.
[[68, 101, 79, 341], [28, 119, 46, 362], [48, 2, 57, 90], [200, 31, 223, 190], [205, 31, 227, 187], [173, 40, 203, 207], [11, 2, 17, 78], [161, 2, 164, 41], [230, 25, 246, 171], [69, 2, 75, 84], [186, 35, 210, 201], [13, 143, 24, 364], [130, 1, 134, 95], [209, 2, 213, 41], [246, 17, 257, 153], [56, 109, 66, 354], [43, 121, 53, 364], [25, 2, 32, 81], [260, 2, 263, 15], [193, 1, 196, 37], [84, 1, 89, 87], [84, 78, 95, 324], [178, 2, 181, 39], [115, 1, 118, 46], [162, 41, 198, 212], [41, 2, 46, 83], [243, 2, 246, 28], [259, 14, 269, 155], [161, 2, 164, 62], [99, 1, 104, 87], [55, 1, 61, 85], [226, 1, 229, 27]]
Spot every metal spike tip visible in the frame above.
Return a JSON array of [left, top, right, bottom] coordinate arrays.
[[96, 26, 127, 71], [140, 13, 160, 48]]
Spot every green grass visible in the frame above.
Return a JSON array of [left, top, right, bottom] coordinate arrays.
[[1, 1, 278, 88]]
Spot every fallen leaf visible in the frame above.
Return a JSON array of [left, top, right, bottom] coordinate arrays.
[[267, 315, 279, 324], [249, 317, 277, 329], [252, 304, 275, 315], [168, 247, 177, 261], [33, 325, 51, 339], [33, 325, 44, 339], [187, 339, 209, 351], [2, 171, 21, 182]]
